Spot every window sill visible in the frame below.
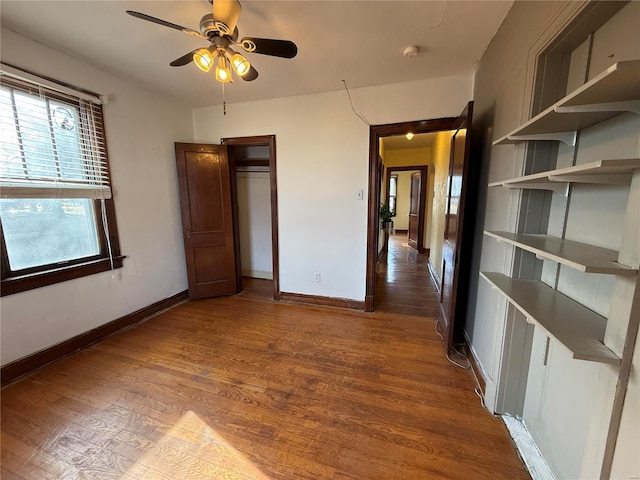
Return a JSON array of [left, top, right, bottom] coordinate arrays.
[[1, 256, 125, 296]]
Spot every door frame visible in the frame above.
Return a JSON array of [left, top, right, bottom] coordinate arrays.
[[366, 118, 456, 312], [222, 135, 280, 300], [384, 165, 428, 252]]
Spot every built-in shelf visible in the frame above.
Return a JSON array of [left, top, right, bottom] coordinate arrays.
[[493, 60, 640, 146], [484, 231, 637, 276], [480, 272, 620, 364], [489, 158, 640, 192]]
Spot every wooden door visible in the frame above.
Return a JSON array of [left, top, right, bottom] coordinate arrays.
[[175, 143, 238, 299], [441, 101, 473, 351], [407, 172, 421, 250]]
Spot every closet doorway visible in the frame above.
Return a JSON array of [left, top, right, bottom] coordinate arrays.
[[222, 135, 280, 298]]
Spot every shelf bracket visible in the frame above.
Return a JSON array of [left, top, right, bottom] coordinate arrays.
[[550, 174, 632, 187], [507, 132, 577, 146], [555, 100, 640, 115], [505, 182, 569, 195]]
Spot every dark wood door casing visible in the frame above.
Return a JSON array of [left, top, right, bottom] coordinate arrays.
[[175, 143, 238, 299], [384, 165, 428, 253], [407, 172, 421, 250], [441, 101, 474, 351], [366, 118, 456, 311], [222, 135, 279, 300]]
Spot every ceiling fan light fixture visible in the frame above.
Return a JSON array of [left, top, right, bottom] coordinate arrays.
[[406, 132, 415, 140], [231, 52, 251, 76], [215, 55, 232, 82], [193, 48, 214, 72]]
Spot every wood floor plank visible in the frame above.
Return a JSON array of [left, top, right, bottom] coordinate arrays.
[[1, 274, 528, 479]]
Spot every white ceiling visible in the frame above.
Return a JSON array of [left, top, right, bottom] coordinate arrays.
[[0, 1, 513, 108]]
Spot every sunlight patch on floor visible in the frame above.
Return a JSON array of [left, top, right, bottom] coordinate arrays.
[[123, 411, 271, 479]]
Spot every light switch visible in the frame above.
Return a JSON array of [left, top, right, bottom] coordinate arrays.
[[356, 189, 364, 200]]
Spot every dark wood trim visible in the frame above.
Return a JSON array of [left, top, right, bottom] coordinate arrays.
[[463, 332, 486, 395], [394, 229, 409, 234], [268, 137, 280, 300], [366, 117, 456, 311], [279, 292, 365, 311], [364, 295, 374, 312], [222, 135, 280, 300], [225, 144, 244, 294], [1, 290, 188, 387], [1, 256, 124, 297], [384, 165, 428, 252]]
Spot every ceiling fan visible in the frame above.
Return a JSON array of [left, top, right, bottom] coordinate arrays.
[[126, 0, 298, 84]]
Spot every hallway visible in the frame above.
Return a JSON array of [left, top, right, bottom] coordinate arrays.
[[375, 233, 441, 317]]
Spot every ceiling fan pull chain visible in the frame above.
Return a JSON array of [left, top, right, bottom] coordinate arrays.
[[222, 82, 227, 116]]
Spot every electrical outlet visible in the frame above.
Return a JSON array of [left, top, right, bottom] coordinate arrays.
[[314, 272, 321, 282]]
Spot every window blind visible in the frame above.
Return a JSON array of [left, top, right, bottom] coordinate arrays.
[[0, 74, 111, 199]]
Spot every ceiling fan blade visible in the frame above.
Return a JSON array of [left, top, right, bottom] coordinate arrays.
[[241, 65, 259, 82], [212, 0, 243, 34], [170, 50, 198, 67], [240, 38, 298, 59], [126, 11, 206, 39]]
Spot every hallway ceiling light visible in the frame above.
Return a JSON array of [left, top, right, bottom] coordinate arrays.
[[406, 132, 415, 140]]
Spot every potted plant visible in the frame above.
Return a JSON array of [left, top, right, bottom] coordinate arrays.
[[379, 202, 393, 229]]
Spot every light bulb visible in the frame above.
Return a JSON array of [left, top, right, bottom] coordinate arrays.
[[215, 55, 232, 83], [193, 48, 214, 72], [406, 132, 415, 140], [231, 53, 251, 76]]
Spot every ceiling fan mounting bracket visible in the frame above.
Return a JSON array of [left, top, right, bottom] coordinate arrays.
[[199, 13, 238, 41]]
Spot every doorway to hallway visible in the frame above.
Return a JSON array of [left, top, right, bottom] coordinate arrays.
[[375, 232, 440, 317]]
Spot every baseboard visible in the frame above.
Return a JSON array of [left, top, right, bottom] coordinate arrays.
[[1, 290, 189, 387], [503, 416, 555, 480], [241, 269, 273, 280], [428, 260, 441, 293], [364, 295, 374, 312], [394, 229, 408, 234], [463, 331, 487, 394], [279, 291, 365, 311]]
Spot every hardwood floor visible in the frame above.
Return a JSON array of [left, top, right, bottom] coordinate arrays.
[[376, 233, 440, 317], [1, 279, 528, 479]]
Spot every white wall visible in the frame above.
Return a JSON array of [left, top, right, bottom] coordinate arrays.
[[193, 76, 472, 300], [236, 171, 273, 279], [0, 28, 194, 365]]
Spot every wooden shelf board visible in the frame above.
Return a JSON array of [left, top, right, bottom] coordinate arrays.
[[489, 158, 640, 189], [484, 231, 637, 275], [480, 272, 619, 364], [493, 60, 640, 146], [561, 60, 640, 107]]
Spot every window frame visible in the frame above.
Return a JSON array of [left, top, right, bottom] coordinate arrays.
[[0, 76, 123, 296], [388, 174, 398, 217]]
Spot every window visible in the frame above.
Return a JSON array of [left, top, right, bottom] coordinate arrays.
[[388, 174, 398, 216], [0, 73, 122, 296]]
